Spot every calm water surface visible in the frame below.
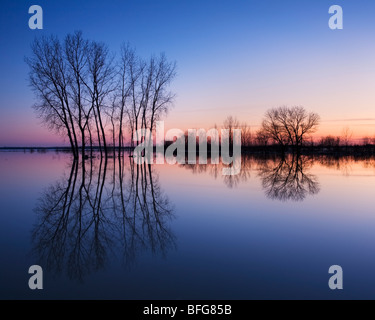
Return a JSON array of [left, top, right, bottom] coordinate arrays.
[[1, 150, 375, 299]]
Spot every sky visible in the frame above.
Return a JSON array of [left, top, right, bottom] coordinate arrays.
[[0, 0, 375, 146]]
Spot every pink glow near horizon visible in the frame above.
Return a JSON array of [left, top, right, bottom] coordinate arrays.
[[1, 116, 375, 147]]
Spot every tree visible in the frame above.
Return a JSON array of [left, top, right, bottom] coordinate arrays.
[[148, 54, 176, 133], [320, 135, 340, 150], [85, 41, 115, 157], [125, 55, 145, 150], [255, 129, 269, 147], [116, 43, 138, 154], [241, 122, 252, 147], [65, 31, 90, 157], [223, 116, 240, 147], [26, 35, 79, 158], [341, 126, 353, 148], [261, 106, 320, 150]]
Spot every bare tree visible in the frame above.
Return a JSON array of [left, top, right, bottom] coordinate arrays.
[[84, 41, 115, 157], [223, 116, 240, 147], [261, 108, 290, 147], [320, 135, 340, 150], [148, 54, 176, 133], [127, 59, 146, 148], [116, 43, 138, 154], [341, 126, 353, 148], [140, 57, 154, 137], [261, 106, 320, 150], [124, 53, 176, 149], [135, 54, 176, 144], [65, 31, 90, 157], [255, 128, 269, 147], [26, 35, 79, 158], [241, 122, 252, 147], [106, 97, 117, 153]]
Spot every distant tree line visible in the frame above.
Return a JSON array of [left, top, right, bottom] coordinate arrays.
[[216, 106, 375, 154], [26, 31, 176, 159], [200, 106, 320, 152]]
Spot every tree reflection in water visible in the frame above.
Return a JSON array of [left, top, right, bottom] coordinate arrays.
[[179, 154, 320, 201], [178, 153, 252, 189], [32, 155, 175, 282], [34, 152, 364, 280], [257, 155, 320, 202]]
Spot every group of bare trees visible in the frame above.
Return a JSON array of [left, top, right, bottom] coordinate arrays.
[[26, 31, 176, 159], [199, 116, 252, 148], [220, 107, 375, 152], [222, 116, 252, 148], [318, 126, 375, 150], [216, 106, 319, 151]]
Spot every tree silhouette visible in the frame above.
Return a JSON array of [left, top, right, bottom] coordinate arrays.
[[261, 106, 320, 151], [223, 116, 240, 148], [26, 35, 80, 158]]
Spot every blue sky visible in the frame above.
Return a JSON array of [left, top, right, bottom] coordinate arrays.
[[0, 0, 374, 146]]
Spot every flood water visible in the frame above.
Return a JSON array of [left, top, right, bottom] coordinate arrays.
[[1, 150, 375, 299]]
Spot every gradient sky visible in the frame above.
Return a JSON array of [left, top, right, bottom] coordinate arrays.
[[0, 0, 375, 146]]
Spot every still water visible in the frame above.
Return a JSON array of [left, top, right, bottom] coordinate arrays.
[[1, 150, 375, 299]]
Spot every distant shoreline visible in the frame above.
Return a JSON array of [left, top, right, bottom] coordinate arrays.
[[1, 145, 375, 157]]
